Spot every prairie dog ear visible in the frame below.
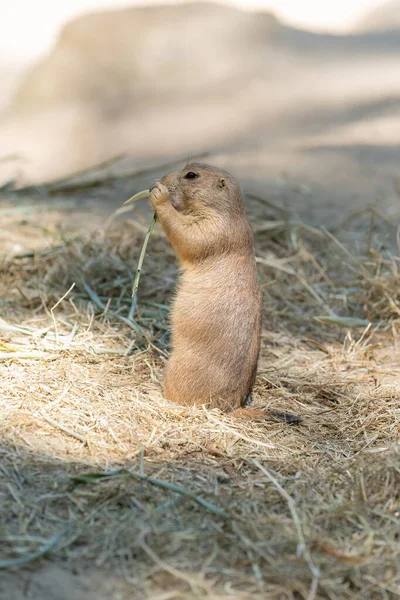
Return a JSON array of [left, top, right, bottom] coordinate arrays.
[[218, 177, 226, 189]]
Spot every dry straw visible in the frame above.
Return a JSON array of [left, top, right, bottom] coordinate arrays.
[[0, 173, 399, 598], [106, 188, 157, 319]]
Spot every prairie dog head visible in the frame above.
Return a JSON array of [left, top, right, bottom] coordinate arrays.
[[158, 163, 245, 217]]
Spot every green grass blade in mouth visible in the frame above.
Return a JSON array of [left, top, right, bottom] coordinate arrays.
[[123, 189, 151, 205]]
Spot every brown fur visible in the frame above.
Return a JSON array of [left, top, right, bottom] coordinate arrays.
[[150, 163, 263, 412]]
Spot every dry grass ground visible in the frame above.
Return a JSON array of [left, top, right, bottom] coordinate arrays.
[[0, 175, 399, 600]]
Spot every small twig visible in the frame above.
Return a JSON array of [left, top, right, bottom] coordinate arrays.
[[251, 460, 320, 580], [307, 576, 320, 600], [51, 282, 76, 312], [81, 279, 142, 334], [123, 189, 152, 206], [247, 549, 265, 594], [105, 187, 151, 229], [131, 213, 157, 299], [321, 226, 356, 259], [50, 283, 76, 344], [296, 274, 335, 316], [104, 205, 135, 228], [127, 295, 137, 322], [81, 280, 106, 310], [0, 528, 67, 569], [0, 320, 47, 337], [40, 410, 88, 445], [72, 468, 230, 520], [204, 411, 276, 449], [88, 346, 132, 355], [129, 470, 231, 519], [256, 255, 295, 275], [314, 315, 372, 328]]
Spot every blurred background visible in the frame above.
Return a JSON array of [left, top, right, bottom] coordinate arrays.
[[0, 0, 399, 224]]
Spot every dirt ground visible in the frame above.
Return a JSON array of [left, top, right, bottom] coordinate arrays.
[[1, 8, 400, 600], [1, 148, 399, 600]]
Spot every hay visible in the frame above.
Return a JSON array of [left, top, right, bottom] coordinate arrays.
[[0, 187, 399, 599]]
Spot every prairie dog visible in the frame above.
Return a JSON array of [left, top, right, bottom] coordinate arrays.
[[150, 163, 262, 412]]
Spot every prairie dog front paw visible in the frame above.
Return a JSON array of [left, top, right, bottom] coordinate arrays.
[[150, 183, 169, 210]]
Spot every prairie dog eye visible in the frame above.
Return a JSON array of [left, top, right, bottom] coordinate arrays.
[[184, 171, 198, 180]]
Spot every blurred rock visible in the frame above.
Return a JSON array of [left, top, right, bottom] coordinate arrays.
[[0, 3, 285, 185], [0, 2, 400, 188], [11, 3, 281, 114]]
